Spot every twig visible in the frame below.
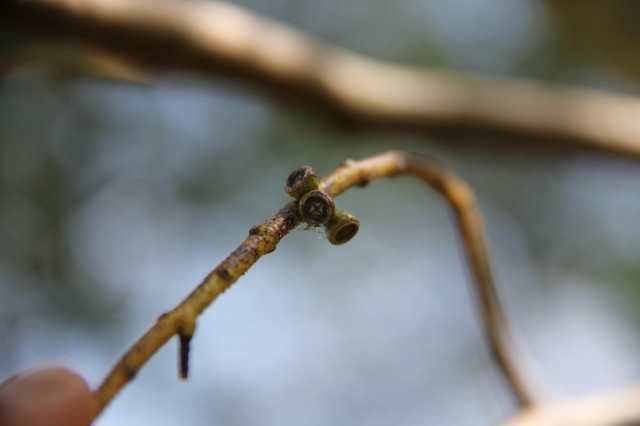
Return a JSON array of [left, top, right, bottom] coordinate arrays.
[[319, 151, 542, 406], [93, 202, 300, 414], [93, 151, 541, 418], [5, 0, 640, 158], [501, 385, 640, 426]]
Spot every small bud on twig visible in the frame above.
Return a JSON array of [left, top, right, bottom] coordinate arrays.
[[325, 210, 360, 245], [299, 190, 335, 226], [284, 166, 318, 199]]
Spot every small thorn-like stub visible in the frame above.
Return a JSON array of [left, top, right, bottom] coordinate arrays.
[[179, 333, 192, 380], [326, 210, 360, 245], [284, 166, 318, 199], [299, 190, 335, 226]]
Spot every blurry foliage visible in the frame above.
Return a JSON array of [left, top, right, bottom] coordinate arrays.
[[546, 0, 640, 89], [0, 78, 126, 331]]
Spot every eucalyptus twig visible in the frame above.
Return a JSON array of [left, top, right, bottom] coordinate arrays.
[[93, 150, 541, 419], [318, 151, 542, 407]]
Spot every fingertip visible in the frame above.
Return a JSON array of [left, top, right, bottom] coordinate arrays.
[[0, 367, 97, 426]]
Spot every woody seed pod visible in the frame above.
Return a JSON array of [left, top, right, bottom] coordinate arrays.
[[325, 210, 360, 245], [299, 190, 335, 226], [284, 166, 318, 199]]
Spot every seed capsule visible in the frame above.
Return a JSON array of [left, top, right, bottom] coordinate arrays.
[[325, 210, 360, 245], [299, 190, 335, 226], [284, 166, 318, 199]]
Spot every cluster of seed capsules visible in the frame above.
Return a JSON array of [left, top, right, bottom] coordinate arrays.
[[284, 166, 359, 245]]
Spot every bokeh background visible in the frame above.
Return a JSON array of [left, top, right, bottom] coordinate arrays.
[[2, 0, 640, 425]]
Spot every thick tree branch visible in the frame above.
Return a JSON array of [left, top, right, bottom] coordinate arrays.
[[4, 0, 640, 158]]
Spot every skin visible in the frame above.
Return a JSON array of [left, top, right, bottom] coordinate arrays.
[[0, 368, 96, 426]]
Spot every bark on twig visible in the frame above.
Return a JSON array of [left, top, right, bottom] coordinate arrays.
[[5, 0, 640, 158], [94, 203, 300, 414], [92, 151, 542, 418]]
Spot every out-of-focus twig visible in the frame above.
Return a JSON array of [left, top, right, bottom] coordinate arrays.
[[0, 45, 149, 83], [4, 0, 640, 158], [502, 385, 640, 426]]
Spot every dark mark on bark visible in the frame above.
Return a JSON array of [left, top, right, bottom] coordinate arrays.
[[217, 268, 232, 281]]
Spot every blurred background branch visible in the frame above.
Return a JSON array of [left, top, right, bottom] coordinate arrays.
[[4, 0, 640, 158], [503, 385, 640, 426]]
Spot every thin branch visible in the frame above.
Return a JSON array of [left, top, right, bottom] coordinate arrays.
[[501, 385, 640, 426], [0, 44, 149, 83], [5, 0, 640, 158], [93, 203, 300, 414], [93, 151, 542, 419], [320, 151, 543, 406]]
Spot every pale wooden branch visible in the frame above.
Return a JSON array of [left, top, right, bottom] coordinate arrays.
[[545, 0, 640, 86], [92, 151, 542, 419], [502, 385, 640, 426], [5, 0, 640, 158]]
